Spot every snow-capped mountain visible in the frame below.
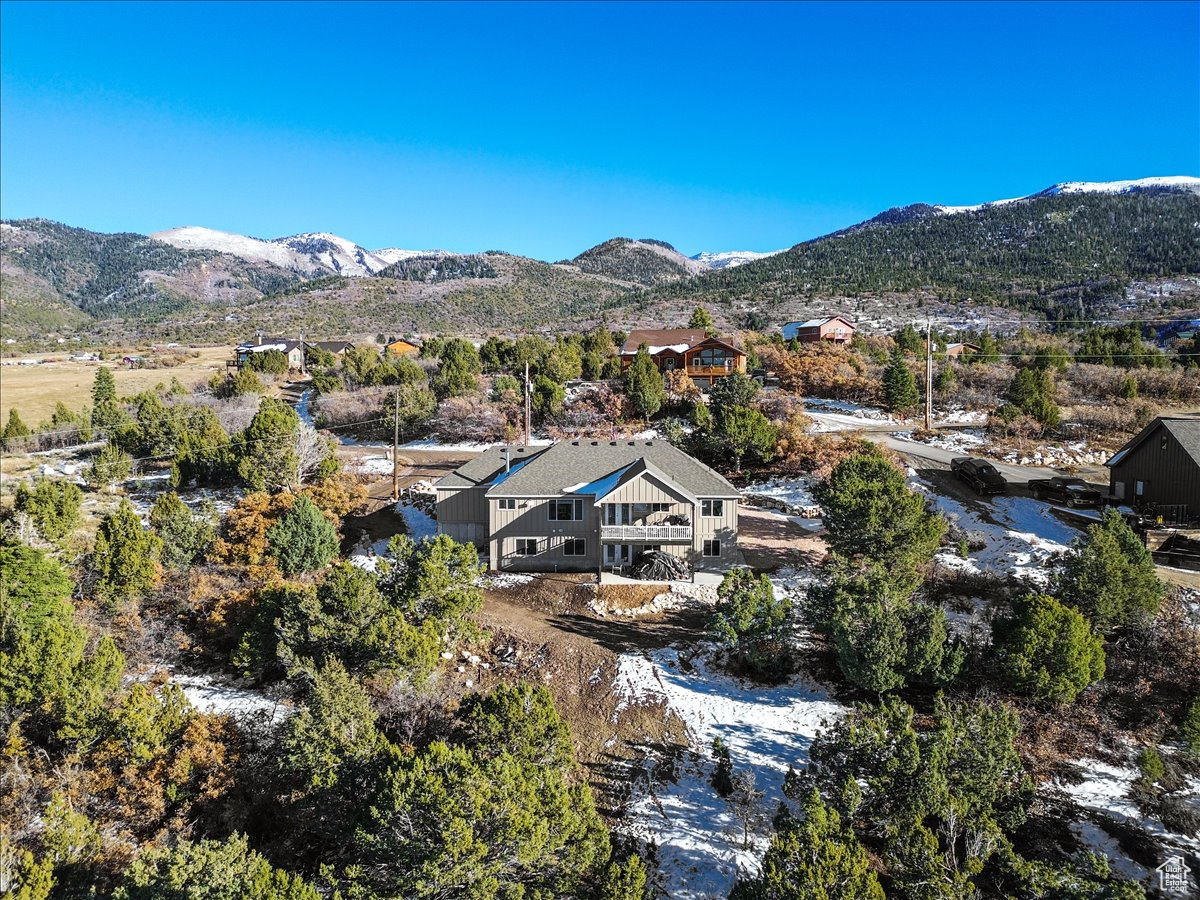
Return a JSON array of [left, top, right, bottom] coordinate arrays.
[[271, 232, 390, 277], [151, 226, 404, 277], [151, 226, 320, 272], [372, 248, 450, 266], [691, 250, 785, 270], [934, 176, 1200, 215]]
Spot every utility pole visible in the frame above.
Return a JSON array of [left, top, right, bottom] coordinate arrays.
[[391, 389, 400, 501], [924, 320, 933, 431], [523, 361, 531, 447]]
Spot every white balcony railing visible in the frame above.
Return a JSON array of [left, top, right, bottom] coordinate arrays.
[[600, 524, 692, 542]]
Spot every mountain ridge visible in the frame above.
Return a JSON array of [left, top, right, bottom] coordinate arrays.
[[3, 176, 1198, 343]]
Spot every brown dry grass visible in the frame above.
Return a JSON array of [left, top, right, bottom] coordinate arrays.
[[0, 346, 233, 423]]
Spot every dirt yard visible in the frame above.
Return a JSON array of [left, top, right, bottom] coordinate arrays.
[[0, 346, 234, 422], [737, 506, 826, 571]]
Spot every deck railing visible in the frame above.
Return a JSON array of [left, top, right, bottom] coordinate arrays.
[[600, 524, 692, 542]]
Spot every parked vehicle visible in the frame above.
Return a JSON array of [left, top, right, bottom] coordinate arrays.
[[1028, 476, 1105, 508], [950, 457, 1008, 495]]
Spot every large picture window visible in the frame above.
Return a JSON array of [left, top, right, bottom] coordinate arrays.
[[693, 347, 733, 369], [549, 498, 585, 521]]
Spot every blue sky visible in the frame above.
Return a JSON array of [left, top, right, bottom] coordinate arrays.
[[1, 1, 1197, 260]]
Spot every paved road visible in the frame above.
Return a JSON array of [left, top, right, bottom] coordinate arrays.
[[874, 433, 1061, 484], [804, 410, 1063, 485]]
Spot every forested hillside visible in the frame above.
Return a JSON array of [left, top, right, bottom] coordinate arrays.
[[569, 238, 704, 287], [4, 183, 1199, 347], [646, 191, 1200, 320]]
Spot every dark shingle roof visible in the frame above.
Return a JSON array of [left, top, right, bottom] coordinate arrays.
[[1106, 417, 1200, 467], [476, 440, 738, 498], [434, 445, 549, 489]]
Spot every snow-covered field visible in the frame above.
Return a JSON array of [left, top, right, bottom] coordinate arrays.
[[613, 648, 843, 899]]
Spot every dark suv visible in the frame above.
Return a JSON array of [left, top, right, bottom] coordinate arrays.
[[950, 457, 1008, 495]]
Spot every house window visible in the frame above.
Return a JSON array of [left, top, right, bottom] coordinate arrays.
[[549, 498, 584, 521], [702, 500, 724, 517], [1135, 480, 1146, 497], [498, 498, 516, 510], [693, 347, 733, 369], [514, 538, 538, 556], [563, 538, 586, 557], [703, 539, 721, 557]]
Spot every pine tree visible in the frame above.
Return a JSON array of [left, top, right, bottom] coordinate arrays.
[[236, 399, 300, 491], [1057, 510, 1165, 632], [266, 495, 337, 576], [994, 593, 1106, 704], [689, 305, 716, 335], [711, 568, 792, 678], [1, 408, 32, 449], [731, 788, 884, 900], [148, 492, 214, 570], [814, 451, 946, 577], [881, 348, 920, 413], [92, 499, 162, 605], [84, 443, 133, 491], [113, 833, 321, 900], [14, 479, 83, 544], [1180, 696, 1200, 758], [90, 367, 126, 431], [624, 345, 665, 422]]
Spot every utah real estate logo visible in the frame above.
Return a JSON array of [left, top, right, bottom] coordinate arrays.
[[1155, 855, 1192, 894]]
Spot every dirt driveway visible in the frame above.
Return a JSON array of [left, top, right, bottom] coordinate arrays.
[[737, 506, 826, 571]]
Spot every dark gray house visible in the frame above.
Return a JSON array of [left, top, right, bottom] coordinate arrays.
[[435, 440, 741, 574], [1105, 417, 1200, 525]]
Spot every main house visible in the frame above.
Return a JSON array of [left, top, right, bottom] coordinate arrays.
[[619, 328, 747, 388], [781, 316, 855, 344], [1105, 416, 1200, 526], [435, 439, 741, 575]]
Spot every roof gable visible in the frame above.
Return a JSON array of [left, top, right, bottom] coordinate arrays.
[[1106, 417, 1200, 468]]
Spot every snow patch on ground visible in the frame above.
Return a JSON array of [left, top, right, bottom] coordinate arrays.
[[396, 502, 438, 541], [1056, 757, 1200, 857], [1068, 821, 1150, 882], [740, 476, 820, 517], [348, 454, 395, 476], [613, 648, 844, 899], [171, 674, 293, 723], [894, 428, 987, 453], [910, 475, 1079, 581], [478, 572, 536, 590]]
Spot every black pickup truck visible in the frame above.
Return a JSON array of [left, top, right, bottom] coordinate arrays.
[[950, 457, 1008, 495], [1027, 476, 1105, 508]]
